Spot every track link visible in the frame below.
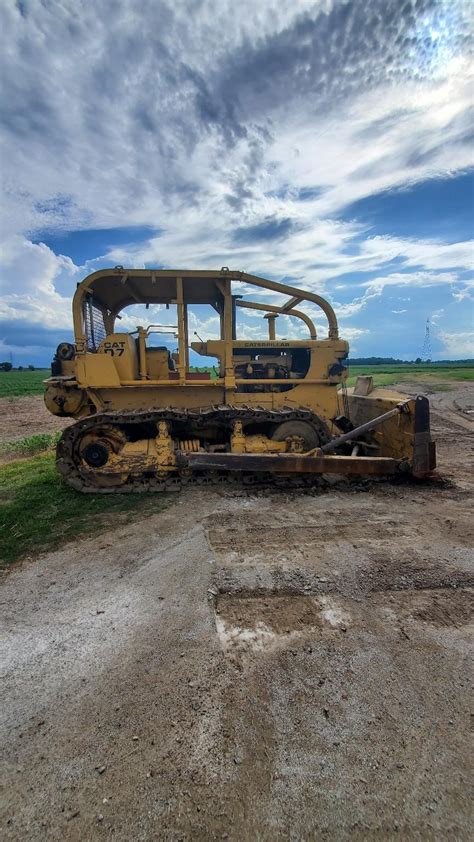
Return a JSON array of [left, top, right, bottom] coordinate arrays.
[[57, 405, 331, 493]]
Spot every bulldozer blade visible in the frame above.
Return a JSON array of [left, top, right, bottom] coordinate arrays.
[[413, 395, 436, 477], [184, 452, 400, 475]]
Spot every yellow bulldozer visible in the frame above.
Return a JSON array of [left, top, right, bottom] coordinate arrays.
[[44, 267, 435, 491]]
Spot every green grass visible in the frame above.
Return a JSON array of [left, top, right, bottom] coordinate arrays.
[[346, 364, 474, 388], [0, 369, 50, 398], [0, 432, 61, 457], [0, 453, 172, 568]]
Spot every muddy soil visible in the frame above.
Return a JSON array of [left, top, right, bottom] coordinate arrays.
[[0, 384, 473, 840], [0, 395, 71, 444]]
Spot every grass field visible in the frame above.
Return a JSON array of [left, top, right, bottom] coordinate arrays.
[[346, 364, 474, 388], [1, 363, 472, 399], [0, 369, 49, 398], [0, 453, 172, 568]]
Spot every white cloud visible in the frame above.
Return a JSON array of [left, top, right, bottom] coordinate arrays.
[[362, 269, 460, 293], [439, 330, 474, 358], [452, 285, 474, 303], [338, 326, 369, 340], [1, 0, 473, 247], [269, 61, 474, 218], [0, 0, 473, 360], [360, 238, 473, 276], [431, 308, 445, 324], [0, 236, 76, 328]]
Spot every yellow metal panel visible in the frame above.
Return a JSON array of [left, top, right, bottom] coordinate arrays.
[[76, 353, 121, 387], [97, 334, 138, 380], [146, 350, 170, 379]]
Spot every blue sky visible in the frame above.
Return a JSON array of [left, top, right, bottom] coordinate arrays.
[[0, 0, 473, 366]]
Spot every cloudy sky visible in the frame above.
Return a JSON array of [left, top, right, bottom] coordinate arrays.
[[1, 0, 473, 366]]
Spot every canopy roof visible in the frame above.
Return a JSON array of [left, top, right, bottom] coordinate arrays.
[[73, 268, 339, 339]]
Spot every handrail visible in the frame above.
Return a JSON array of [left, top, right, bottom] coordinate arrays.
[[232, 272, 338, 339], [236, 299, 317, 339]]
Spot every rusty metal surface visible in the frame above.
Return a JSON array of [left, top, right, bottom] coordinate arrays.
[[184, 452, 400, 475], [321, 399, 412, 453], [412, 396, 437, 477]]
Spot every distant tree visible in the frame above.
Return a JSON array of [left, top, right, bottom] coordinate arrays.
[[415, 357, 421, 364], [348, 356, 407, 366], [0, 361, 12, 371], [18, 365, 24, 371], [28, 364, 35, 370]]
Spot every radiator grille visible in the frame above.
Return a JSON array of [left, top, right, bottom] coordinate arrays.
[[83, 295, 107, 351]]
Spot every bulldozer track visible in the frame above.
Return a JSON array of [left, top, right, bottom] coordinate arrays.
[[56, 405, 331, 493]]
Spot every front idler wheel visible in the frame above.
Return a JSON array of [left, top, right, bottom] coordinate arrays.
[[77, 426, 129, 489]]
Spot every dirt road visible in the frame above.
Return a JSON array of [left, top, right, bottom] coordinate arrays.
[[1, 386, 473, 840]]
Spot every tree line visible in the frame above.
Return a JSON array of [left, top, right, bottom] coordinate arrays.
[[0, 363, 36, 371], [347, 357, 474, 366]]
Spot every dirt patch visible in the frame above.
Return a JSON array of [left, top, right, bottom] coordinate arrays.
[[410, 587, 474, 628], [214, 593, 352, 658], [216, 594, 325, 649], [0, 395, 71, 445]]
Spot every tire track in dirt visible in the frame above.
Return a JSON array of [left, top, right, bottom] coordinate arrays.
[[201, 433, 473, 837]]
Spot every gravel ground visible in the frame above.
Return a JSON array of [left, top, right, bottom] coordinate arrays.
[[0, 384, 473, 840]]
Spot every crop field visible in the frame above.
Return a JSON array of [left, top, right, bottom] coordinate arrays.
[[0, 369, 49, 398]]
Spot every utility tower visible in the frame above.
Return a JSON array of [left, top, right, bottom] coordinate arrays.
[[421, 318, 432, 362]]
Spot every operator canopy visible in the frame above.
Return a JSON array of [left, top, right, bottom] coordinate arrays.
[[73, 268, 339, 340]]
